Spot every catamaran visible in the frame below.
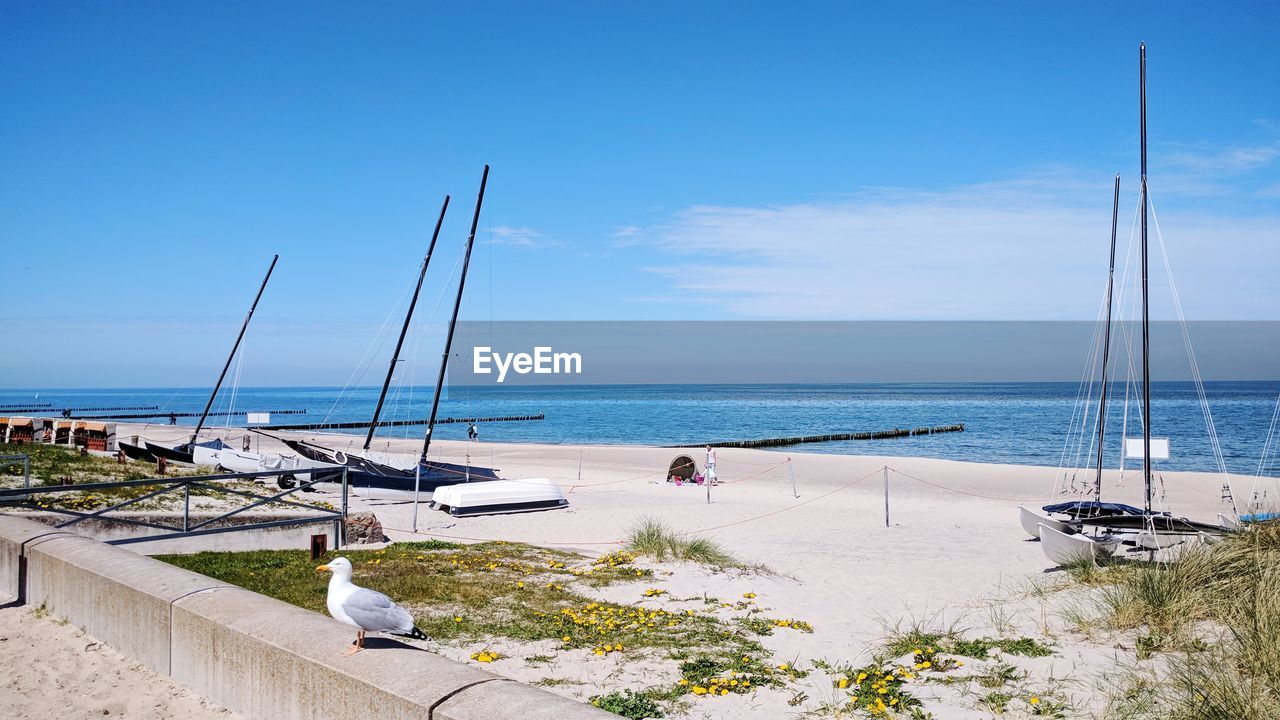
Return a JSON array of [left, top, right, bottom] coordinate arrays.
[[278, 166, 503, 498], [1026, 44, 1236, 565]]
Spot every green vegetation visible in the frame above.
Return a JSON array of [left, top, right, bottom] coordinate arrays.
[[1063, 521, 1280, 718], [879, 621, 1052, 660], [624, 518, 738, 566], [0, 441, 231, 512], [590, 689, 665, 719], [159, 540, 802, 716]]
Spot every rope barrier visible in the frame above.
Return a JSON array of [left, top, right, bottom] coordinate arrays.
[[886, 466, 1037, 503], [680, 467, 882, 535]]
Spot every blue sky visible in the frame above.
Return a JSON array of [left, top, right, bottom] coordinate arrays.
[[3, 1, 1279, 386]]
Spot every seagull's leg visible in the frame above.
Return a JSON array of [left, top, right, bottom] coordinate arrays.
[[343, 630, 365, 657]]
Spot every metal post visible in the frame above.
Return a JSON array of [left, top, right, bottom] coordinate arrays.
[[788, 457, 797, 498], [412, 462, 422, 533], [883, 466, 890, 528], [340, 466, 349, 547], [577, 450, 583, 486], [706, 468, 711, 504], [23, 456, 30, 492], [183, 483, 190, 533]]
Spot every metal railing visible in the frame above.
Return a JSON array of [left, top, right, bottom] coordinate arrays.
[[0, 454, 31, 499], [0, 465, 349, 547]]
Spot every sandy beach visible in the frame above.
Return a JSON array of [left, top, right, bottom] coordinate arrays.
[[91, 423, 1260, 717], [0, 603, 238, 720]]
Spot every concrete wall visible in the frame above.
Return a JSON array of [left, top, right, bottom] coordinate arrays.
[[0, 514, 614, 720]]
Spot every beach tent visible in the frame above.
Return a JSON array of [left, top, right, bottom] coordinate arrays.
[[667, 455, 697, 482], [0, 418, 7, 442], [53, 420, 73, 445]]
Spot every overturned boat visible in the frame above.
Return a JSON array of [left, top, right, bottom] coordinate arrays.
[[431, 477, 568, 517]]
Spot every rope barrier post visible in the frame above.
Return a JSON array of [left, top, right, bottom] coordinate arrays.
[[883, 465, 890, 528], [577, 450, 583, 486], [340, 466, 349, 548], [788, 457, 797, 498], [412, 463, 422, 533]]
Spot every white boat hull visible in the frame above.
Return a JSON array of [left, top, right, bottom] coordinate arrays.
[[1040, 523, 1117, 566], [192, 445, 263, 473], [431, 478, 568, 517], [1019, 506, 1068, 539]]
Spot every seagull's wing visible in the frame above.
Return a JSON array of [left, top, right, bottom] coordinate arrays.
[[340, 587, 416, 634]]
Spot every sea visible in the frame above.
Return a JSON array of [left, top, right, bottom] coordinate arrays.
[[2, 382, 1278, 474]]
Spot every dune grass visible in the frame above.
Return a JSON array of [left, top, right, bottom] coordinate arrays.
[[1066, 521, 1280, 717], [624, 518, 738, 566]]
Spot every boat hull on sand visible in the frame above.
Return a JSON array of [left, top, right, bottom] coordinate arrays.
[[431, 478, 568, 517], [1040, 523, 1118, 566]]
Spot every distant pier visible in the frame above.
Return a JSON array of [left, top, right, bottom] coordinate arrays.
[[679, 423, 965, 449]]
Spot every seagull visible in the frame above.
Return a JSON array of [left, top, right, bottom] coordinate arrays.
[[316, 557, 429, 656]]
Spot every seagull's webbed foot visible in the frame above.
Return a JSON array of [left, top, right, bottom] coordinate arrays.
[[342, 630, 365, 657]]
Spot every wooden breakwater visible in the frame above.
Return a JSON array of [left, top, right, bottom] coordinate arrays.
[[676, 423, 964, 449], [259, 412, 546, 431], [74, 409, 308, 420]]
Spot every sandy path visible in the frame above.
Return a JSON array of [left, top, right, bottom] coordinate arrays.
[[0, 605, 238, 720]]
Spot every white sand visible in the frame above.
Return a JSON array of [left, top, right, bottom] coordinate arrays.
[[109, 423, 1262, 717], [0, 605, 238, 720]]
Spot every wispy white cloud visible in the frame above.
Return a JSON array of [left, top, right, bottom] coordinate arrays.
[[1161, 141, 1280, 175], [637, 172, 1280, 320], [610, 225, 645, 248], [485, 225, 561, 248]]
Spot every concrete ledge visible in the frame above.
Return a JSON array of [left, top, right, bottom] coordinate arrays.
[[24, 533, 232, 673], [0, 513, 615, 719], [0, 514, 78, 603], [437, 676, 617, 720], [173, 587, 510, 720]]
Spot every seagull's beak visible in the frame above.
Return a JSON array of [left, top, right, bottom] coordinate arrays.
[[316, 564, 330, 573]]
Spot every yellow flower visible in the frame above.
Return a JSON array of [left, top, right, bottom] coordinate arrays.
[[677, 679, 689, 686], [838, 678, 849, 689], [777, 663, 788, 670], [561, 635, 571, 642], [742, 592, 756, 599], [454, 616, 463, 623], [692, 686, 707, 695], [1030, 697, 1040, 705], [720, 688, 729, 696]]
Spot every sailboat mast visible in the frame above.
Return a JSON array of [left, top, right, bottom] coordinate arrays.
[[363, 195, 451, 451], [190, 254, 278, 446], [1095, 173, 1121, 501], [1140, 42, 1153, 514], [421, 165, 489, 461]]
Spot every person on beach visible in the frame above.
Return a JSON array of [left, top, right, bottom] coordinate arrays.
[[168, 412, 177, 425], [705, 446, 717, 484], [468, 423, 478, 441]]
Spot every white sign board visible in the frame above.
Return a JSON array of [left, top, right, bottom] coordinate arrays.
[[246, 413, 271, 425], [1125, 437, 1170, 460]]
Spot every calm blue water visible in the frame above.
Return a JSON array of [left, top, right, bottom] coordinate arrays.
[[2, 383, 1278, 473]]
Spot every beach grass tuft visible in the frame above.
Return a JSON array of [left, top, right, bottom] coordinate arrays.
[[624, 518, 738, 567]]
